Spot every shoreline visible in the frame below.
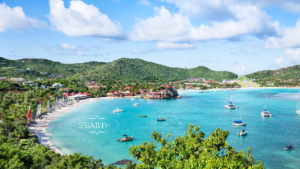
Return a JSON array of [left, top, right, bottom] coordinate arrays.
[[177, 87, 300, 93], [29, 98, 101, 155]]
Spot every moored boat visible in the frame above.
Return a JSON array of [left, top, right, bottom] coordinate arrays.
[[113, 108, 124, 113], [225, 88, 236, 109], [225, 102, 237, 109], [233, 106, 246, 126], [157, 118, 166, 121], [285, 145, 293, 150], [237, 129, 248, 136], [139, 115, 147, 117], [261, 89, 272, 117], [117, 135, 134, 142], [132, 103, 139, 106], [261, 109, 272, 117]]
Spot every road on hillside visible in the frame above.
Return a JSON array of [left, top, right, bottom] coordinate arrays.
[[244, 80, 253, 87]]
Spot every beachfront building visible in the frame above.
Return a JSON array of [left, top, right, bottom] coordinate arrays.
[[188, 77, 205, 82], [0, 77, 7, 80], [121, 91, 134, 96], [143, 84, 178, 99], [52, 83, 63, 88], [9, 78, 25, 83]]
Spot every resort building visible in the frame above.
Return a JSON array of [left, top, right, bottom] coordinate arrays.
[[40, 72, 48, 75]]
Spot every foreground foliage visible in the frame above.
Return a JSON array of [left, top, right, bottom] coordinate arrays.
[[0, 120, 137, 169], [130, 124, 264, 169]]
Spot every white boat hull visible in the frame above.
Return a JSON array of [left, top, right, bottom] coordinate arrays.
[[233, 122, 246, 126], [296, 110, 300, 115], [225, 105, 236, 109], [261, 111, 272, 117], [132, 103, 139, 106], [237, 131, 248, 136]]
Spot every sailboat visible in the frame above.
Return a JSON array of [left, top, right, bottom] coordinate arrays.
[[233, 106, 246, 126], [261, 89, 272, 117], [225, 88, 236, 109], [296, 89, 300, 115]]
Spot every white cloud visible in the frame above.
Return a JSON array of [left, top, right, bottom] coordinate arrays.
[[48, 0, 125, 39], [265, 20, 300, 49], [272, 48, 300, 68], [157, 42, 194, 49], [199, 58, 211, 63], [0, 2, 46, 32], [57, 43, 86, 51], [132, 49, 141, 54], [234, 65, 246, 74], [76, 51, 86, 56], [130, 6, 279, 42], [140, 0, 151, 6]]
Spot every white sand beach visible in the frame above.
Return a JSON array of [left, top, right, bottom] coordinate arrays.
[[29, 98, 100, 155]]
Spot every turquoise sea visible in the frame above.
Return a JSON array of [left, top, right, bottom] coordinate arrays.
[[47, 89, 300, 168]]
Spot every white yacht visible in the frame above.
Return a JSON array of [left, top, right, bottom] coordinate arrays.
[[261, 89, 272, 117], [113, 108, 124, 113], [132, 103, 139, 106]]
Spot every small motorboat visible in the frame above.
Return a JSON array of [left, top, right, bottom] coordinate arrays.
[[132, 103, 139, 106], [296, 110, 300, 115], [139, 115, 147, 117], [225, 102, 236, 109], [157, 118, 166, 121], [285, 145, 293, 150], [117, 135, 134, 142], [199, 91, 204, 93], [113, 108, 124, 113], [131, 98, 135, 100], [233, 120, 246, 126], [237, 129, 248, 136]]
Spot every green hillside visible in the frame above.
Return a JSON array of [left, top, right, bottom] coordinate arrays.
[[246, 65, 300, 81], [0, 57, 237, 81]]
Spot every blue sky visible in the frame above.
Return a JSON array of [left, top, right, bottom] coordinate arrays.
[[0, 0, 300, 75]]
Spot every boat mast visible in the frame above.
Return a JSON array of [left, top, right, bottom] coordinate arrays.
[[241, 106, 243, 121], [264, 89, 267, 110]]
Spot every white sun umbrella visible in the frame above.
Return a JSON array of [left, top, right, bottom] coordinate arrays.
[[47, 100, 50, 112]]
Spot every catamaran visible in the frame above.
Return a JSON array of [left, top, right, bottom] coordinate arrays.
[[296, 89, 300, 115], [261, 89, 272, 117], [233, 106, 246, 126], [225, 88, 236, 109]]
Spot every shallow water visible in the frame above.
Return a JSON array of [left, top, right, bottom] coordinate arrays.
[[47, 89, 300, 168]]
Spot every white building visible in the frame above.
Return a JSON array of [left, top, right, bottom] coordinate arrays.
[[52, 83, 62, 88]]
